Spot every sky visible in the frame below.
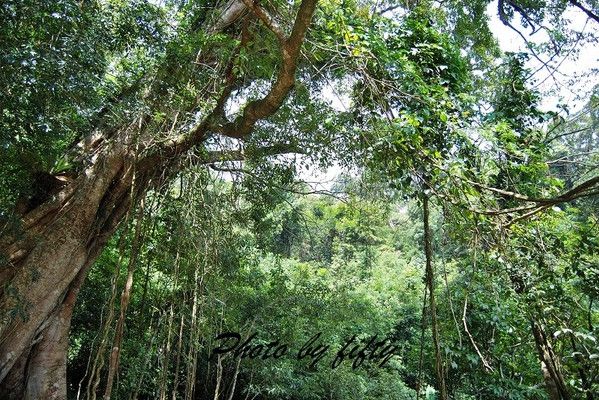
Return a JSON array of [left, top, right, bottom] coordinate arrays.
[[485, 1, 598, 112], [300, 0, 599, 188], [205, 0, 599, 188]]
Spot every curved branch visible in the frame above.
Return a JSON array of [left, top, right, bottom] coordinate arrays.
[[218, 0, 319, 138], [154, 0, 318, 163], [568, 0, 599, 24], [465, 175, 599, 206], [497, 0, 561, 78]]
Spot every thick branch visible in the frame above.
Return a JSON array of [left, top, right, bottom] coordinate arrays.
[[466, 175, 599, 205], [154, 0, 318, 164], [218, 0, 318, 138], [568, 0, 599, 24], [202, 143, 305, 163], [242, 0, 286, 43], [208, 0, 249, 33]]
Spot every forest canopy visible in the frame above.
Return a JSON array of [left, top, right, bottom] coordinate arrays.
[[0, 0, 598, 399]]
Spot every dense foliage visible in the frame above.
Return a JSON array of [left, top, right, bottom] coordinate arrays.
[[1, 0, 598, 399]]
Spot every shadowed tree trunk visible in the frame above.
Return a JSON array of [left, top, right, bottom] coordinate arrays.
[[422, 194, 448, 400], [531, 319, 571, 400], [0, 136, 150, 399], [0, 0, 318, 397]]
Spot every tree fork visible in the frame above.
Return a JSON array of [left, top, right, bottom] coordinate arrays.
[[0, 0, 319, 397]]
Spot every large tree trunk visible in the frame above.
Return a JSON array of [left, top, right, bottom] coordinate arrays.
[[0, 137, 144, 399], [0, 0, 318, 397], [0, 8, 248, 387]]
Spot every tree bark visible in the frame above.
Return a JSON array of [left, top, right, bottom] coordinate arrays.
[[0, 138, 138, 399], [103, 200, 145, 400], [0, 0, 318, 397], [531, 318, 571, 400], [422, 195, 448, 400]]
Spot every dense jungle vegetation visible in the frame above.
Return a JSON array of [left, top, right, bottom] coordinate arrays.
[[0, 0, 598, 399]]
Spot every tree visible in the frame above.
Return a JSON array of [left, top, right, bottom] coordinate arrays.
[[1, 0, 598, 398], [0, 0, 317, 397]]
